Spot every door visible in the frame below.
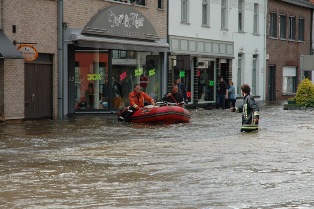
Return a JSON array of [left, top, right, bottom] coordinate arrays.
[[25, 61, 52, 119], [268, 65, 276, 101], [197, 59, 215, 103]]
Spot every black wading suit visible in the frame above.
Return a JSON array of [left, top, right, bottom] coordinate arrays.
[[235, 94, 260, 132], [162, 91, 184, 104]]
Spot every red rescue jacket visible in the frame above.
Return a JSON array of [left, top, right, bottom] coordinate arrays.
[[129, 91, 153, 109]]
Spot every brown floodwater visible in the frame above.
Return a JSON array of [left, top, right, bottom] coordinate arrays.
[[0, 103, 314, 209]]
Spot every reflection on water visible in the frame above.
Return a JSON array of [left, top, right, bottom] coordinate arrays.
[[1, 103, 314, 208]]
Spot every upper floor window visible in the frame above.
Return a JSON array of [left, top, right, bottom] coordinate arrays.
[[253, 3, 259, 34], [289, 16, 296, 40], [269, 12, 277, 38], [279, 14, 287, 39], [298, 18, 304, 42], [238, 0, 244, 32], [237, 53, 243, 96], [118, 0, 146, 6], [252, 54, 258, 96], [221, 0, 228, 29], [181, 0, 189, 23], [202, 0, 209, 26], [158, 0, 163, 9]]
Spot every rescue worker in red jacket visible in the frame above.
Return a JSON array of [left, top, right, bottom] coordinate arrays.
[[119, 84, 155, 121], [129, 84, 155, 109]]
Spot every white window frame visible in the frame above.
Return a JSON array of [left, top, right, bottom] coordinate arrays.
[[181, 0, 189, 23], [221, 0, 228, 29], [282, 66, 297, 94], [237, 53, 243, 96], [238, 0, 244, 32], [279, 14, 287, 39], [158, 0, 163, 9], [252, 54, 258, 96], [298, 18, 304, 42], [289, 16, 296, 40], [202, 0, 209, 26], [269, 12, 277, 38], [253, 3, 259, 34]]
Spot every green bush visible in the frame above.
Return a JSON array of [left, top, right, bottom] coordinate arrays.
[[295, 78, 314, 106]]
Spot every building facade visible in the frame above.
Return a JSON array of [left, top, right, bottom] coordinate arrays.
[[0, 0, 58, 121], [168, 0, 266, 108], [266, 0, 314, 102], [62, 0, 168, 116], [232, 0, 267, 100]]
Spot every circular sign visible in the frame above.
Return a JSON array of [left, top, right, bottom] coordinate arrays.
[[17, 44, 38, 61]]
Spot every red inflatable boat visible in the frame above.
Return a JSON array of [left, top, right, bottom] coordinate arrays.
[[118, 104, 191, 124]]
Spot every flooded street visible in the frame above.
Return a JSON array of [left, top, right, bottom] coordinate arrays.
[[1, 103, 314, 209]]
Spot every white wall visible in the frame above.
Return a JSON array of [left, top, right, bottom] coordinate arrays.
[[168, 0, 267, 100], [231, 1, 267, 100]]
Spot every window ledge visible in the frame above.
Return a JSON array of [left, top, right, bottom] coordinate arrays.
[[105, 0, 146, 7], [282, 93, 296, 96], [180, 22, 190, 25], [237, 95, 261, 99], [201, 25, 210, 28]]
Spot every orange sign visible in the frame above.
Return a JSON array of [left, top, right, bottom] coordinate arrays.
[[17, 44, 38, 61]]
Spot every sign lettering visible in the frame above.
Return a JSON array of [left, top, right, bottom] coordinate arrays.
[[108, 10, 144, 29], [87, 74, 102, 81], [149, 69, 156, 76]]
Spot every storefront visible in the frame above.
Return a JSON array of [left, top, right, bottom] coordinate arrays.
[[63, 4, 168, 115], [168, 36, 234, 107]]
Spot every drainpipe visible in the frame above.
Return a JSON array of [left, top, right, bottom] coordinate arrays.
[[311, 8, 313, 55], [57, 0, 63, 119], [263, 0, 268, 101]]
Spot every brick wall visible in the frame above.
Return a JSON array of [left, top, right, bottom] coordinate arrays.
[[4, 59, 24, 119], [63, 0, 167, 39], [0, 60, 4, 114], [2, 0, 58, 119], [266, 0, 312, 101]]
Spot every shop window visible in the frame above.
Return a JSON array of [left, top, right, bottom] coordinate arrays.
[[74, 48, 161, 112], [197, 59, 215, 103], [74, 49, 109, 111], [173, 55, 192, 103]]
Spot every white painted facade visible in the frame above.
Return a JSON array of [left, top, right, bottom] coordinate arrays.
[[168, 0, 267, 100]]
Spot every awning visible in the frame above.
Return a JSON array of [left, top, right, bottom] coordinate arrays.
[[72, 34, 169, 53], [0, 30, 24, 59]]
